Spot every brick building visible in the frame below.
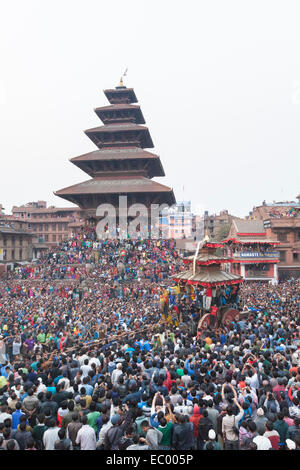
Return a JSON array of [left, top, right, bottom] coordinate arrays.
[[223, 219, 280, 284], [12, 201, 82, 250], [203, 210, 237, 241], [250, 197, 300, 280], [0, 212, 34, 272]]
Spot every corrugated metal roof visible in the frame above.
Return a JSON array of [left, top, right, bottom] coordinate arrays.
[[233, 219, 265, 234]]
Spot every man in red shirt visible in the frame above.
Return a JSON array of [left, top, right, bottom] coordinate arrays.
[[273, 378, 286, 402], [210, 305, 218, 328]]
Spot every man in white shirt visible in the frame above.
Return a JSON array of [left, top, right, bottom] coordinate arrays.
[[170, 390, 182, 406], [222, 396, 244, 450], [97, 415, 113, 448], [291, 350, 299, 366], [43, 418, 60, 450], [181, 372, 192, 388], [245, 365, 259, 391], [0, 404, 12, 424], [111, 363, 123, 386], [0, 337, 7, 364], [253, 429, 272, 450], [289, 400, 300, 418], [174, 340, 182, 353], [77, 353, 90, 366], [12, 338, 22, 357], [76, 416, 97, 450], [89, 356, 100, 368], [80, 359, 92, 378], [174, 398, 193, 416]]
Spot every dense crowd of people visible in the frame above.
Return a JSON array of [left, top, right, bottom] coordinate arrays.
[[0, 228, 299, 451]]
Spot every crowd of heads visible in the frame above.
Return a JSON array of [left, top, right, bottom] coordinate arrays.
[[0, 227, 299, 450]]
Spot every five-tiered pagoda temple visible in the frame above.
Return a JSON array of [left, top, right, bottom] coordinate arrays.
[[55, 81, 176, 229]]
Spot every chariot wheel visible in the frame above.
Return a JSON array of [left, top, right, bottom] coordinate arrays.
[[222, 308, 240, 327], [197, 313, 212, 330]]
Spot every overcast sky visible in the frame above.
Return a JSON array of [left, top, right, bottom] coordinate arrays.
[[1, 0, 300, 217]]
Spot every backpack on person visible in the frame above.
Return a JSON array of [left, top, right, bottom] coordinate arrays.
[[266, 400, 277, 421], [288, 426, 300, 441], [198, 418, 213, 441], [118, 436, 133, 450], [232, 416, 239, 437], [147, 426, 163, 447], [54, 438, 71, 450]]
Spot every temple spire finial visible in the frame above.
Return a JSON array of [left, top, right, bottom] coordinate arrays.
[[204, 228, 210, 241], [119, 68, 128, 88]]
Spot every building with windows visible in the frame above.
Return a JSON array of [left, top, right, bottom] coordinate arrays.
[[0, 213, 34, 272], [223, 219, 280, 284], [12, 201, 82, 250], [203, 210, 237, 241], [160, 201, 194, 239], [249, 197, 300, 280]]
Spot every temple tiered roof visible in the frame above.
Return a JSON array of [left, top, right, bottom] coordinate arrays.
[[172, 237, 242, 287], [104, 87, 138, 104], [183, 253, 234, 266], [56, 175, 173, 194], [55, 82, 175, 216], [94, 104, 145, 124], [173, 268, 242, 286], [84, 123, 154, 149], [70, 148, 165, 178]]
